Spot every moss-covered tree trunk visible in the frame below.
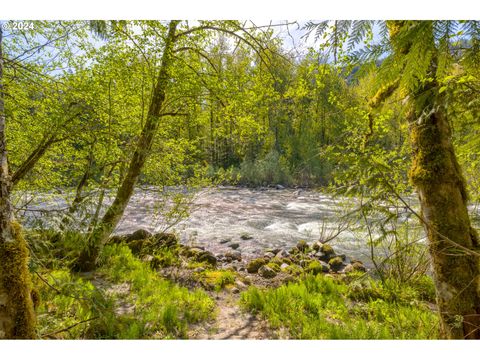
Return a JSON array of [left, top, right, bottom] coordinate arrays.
[[408, 95, 480, 339], [389, 21, 480, 339], [0, 27, 37, 339], [75, 20, 180, 271]]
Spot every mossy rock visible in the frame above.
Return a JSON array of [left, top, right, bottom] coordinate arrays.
[[306, 260, 329, 275], [224, 251, 242, 262], [328, 256, 344, 271], [258, 265, 277, 279], [267, 262, 281, 273], [312, 242, 322, 252], [181, 247, 203, 258], [152, 232, 178, 248], [109, 234, 128, 244], [269, 257, 285, 266], [240, 233, 253, 240], [282, 264, 304, 277], [350, 261, 366, 272], [126, 229, 152, 242], [246, 258, 267, 273], [127, 239, 149, 255], [196, 251, 217, 266], [320, 244, 335, 255], [296, 240, 309, 252]]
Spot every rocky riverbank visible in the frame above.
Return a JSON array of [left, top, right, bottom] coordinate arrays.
[[110, 228, 367, 293]]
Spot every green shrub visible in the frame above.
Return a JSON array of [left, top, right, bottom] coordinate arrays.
[[239, 150, 293, 186]]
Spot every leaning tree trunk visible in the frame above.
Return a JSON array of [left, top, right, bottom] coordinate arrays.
[[75, 20, 180, 271], [387, 21, 480, 339], [408, 94, 480, 339], [0, 27, 37, 339]]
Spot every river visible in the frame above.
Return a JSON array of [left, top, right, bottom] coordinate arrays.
[[17, 186, 480, 264]]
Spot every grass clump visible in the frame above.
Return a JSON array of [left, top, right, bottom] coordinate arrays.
[[95, 244, 215, 338], [241, 274, 439, 339]]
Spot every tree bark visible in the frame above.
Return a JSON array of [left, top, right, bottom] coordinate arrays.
[[0, 27, 37, 339], [388, 21, 480, 339], [408, 97, 480, 339], [75, 20, 180, 271], [11, 135, 56, 186]]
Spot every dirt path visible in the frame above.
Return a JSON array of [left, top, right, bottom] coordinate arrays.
[[188, 291, 274, 339]]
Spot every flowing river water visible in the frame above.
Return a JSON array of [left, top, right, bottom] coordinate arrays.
[[18, 186, 480, 265], [17, 187, 402, 264]]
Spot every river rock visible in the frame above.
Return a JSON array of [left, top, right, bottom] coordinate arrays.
[[264, 251, 276, 259], [328, 256, 345, 271], [196, 251, 218, 266], [258, 265, 277, 279], [109, 234, 128, 244], [296, 240, 309, 252], [349, 260, 366, 272], [127, 240, 146, 255], [152, 232, 177, 248], [275, 184, 285, 190], [320, 243, 335, 256], [280, 263, 289, 270], [224, 251, 242, 262], [126, 229, 152, 242], [220, 238, 231, 244], [247, 258, 267, 273], [314, 251, 330, 262], [240, 233, 253, 240], [228, 243, 240, 250], [235, 280, 248, 290], [275, 249, 289, 259]]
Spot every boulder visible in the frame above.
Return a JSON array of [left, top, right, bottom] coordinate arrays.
[[127, 239, 148, 255], [247, 258, 267, 273], [258, 265, 277, 279], [152, 232, 178, 248], [126, 229, 152, 242], [296, 240, 309, 252], [314, 251, 330, 262], [109, 234, 128, 244], [235, 280, 248, 290], [264, 251, 276, 259], [320, 243, 335, 256], [268, 262, 281, 273], [275, 249, 289, 258], [328, 256, 345, 271], [224, 251, 242, 262], [350, 260, 366, 272], [196, 251, 218, 266]]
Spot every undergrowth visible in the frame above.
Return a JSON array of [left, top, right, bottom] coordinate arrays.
[[241, 274, 439, 339], [34, 244, 214, 339]]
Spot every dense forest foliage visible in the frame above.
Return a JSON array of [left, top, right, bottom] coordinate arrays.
[[1, 20, 480, 340]]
